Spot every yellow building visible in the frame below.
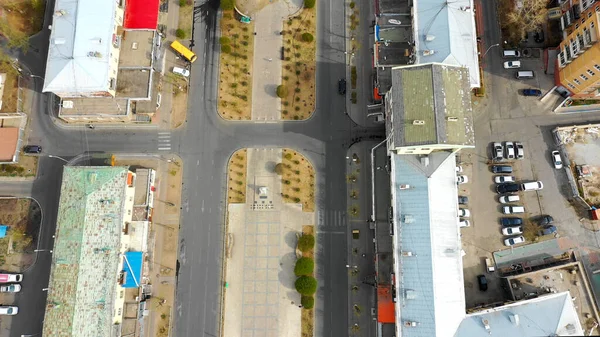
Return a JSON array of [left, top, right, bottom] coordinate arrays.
[[557, 4, 600, 98]]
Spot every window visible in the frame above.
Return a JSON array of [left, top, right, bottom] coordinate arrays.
[[588, 69, 596, 76], [581, 74, 589, 81], [574, 78, 582, 85], [576, 23, 580, 29], [590, 11, 594, 17], [594, 64, 600, 71], [568, 83, 576, 89]]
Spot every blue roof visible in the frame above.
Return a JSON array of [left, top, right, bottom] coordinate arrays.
[[0, 225, 8, 238], [122, 251, 143, 288]]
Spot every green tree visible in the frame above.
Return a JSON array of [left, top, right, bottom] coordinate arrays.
[[276, 85, 288, 98], [219, 37, 231, 45], [221, 0, 235, 10], [304, 0, 316, 8], [297, 234, 315, 252], [301, 33, 314, 42], [295, 275, 317, 295], [221, 44, 232, 54], [294, 257, 314, 276], [175, 29, 186, 39], [301, 295, 314, 309]]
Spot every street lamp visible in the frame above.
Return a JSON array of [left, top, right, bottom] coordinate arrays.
[[34, 249, 53, 253], [482, 43, 500, 58], [345, 264, 358, 268], [47, 155, 69, 163], [29, 74, 44, 80]]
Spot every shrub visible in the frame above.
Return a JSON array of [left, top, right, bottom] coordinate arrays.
[[221, 44, 232, 53], [301, 295, 314, 309], [294, 257, 314, 276], [285, 153, 293, 160], [221, 0, 235, 10], [301, 33, 314, 42], [274, 163, 284, 175], [276, 85, 288, 98], [350, 1, 355, 8], [175, 29, 186, 39], [179, 0, 186, 6], [295, 276, 317, 295], [219, 37, 230, 45], [295, 87, 301, 93]]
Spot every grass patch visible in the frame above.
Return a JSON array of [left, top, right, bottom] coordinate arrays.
[[280, 10, 316, 120], [178, 1, 193, 40], [227, 149, 247, 203], [301, 225, 314, 337], [218, 11, 255, 120], [0, 0, 45, 51]]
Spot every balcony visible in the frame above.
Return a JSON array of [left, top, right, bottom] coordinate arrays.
[[577, 35, 586, 54]]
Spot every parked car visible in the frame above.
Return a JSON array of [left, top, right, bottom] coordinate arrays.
[[521, 181, 544, 191], [456, 175, 468, 184], [0, 306, 18, 315], [496, 183, 520, 194], [23, 145, 42, 154], [552, 150, 563, 169], [502, 50, 521, 58], [539, 215, 554, 226], [0, 284, 21, 293], [458, 196, 469, 205], [495, 175, 515, 184], [505, 142, 515, 159], [522, 88, 542, 96], [504, 235, 525, 246], [491, 165, 513, 174], [502, 206, 525, 214], [459, 209, 471, 217], [459, 219, 471, 228], [0, 274, 22, 283], [502, 226, 523, 236], [503, 61, 521, 69], [499, 195, 520, 204], [540, 225, 557, 236], [455, 166, 463, 173], [477, 274, 488, 291], [500, 217, 523, 226], [516, 142, 524, 159], [338, 79, 346, 95], [493, 142, 504, 161], [172, 66, 190, 77]]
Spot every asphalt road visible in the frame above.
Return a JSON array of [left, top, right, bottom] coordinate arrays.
[[0, 0, 385, 336]]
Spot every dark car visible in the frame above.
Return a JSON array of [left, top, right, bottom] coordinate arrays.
[[458, 196, 468, 205], [522, 88, 542, 96], [496, 183, 520, 194], [539, 215, 554, 226], [338, 79, 346, 95], [23, 145, 42, 154], [500, 217, 523, 226], [477, 275, 488, 291], [491, 165, 513, 174], [540, 225, 557, 236]]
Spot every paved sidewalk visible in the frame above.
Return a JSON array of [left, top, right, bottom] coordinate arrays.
[[251, 0, 302, 121]]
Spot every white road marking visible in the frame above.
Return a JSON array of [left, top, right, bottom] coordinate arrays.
[[158, 147, 171, 150]]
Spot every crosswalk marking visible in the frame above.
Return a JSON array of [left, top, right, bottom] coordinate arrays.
[[158, 132, 171, 151]]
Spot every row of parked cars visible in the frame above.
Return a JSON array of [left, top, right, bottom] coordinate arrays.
[[456, 166, 471, 228], [492, 141, 523, 161], [0, 273, 23, 316], [502, 50, 543, 96]]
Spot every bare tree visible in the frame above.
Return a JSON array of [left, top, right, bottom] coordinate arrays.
[[500, 0, 548, 45]]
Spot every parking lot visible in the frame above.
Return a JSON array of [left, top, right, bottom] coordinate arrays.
[[458, 44, 600, 308]]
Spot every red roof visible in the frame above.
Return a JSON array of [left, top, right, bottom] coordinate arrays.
[[377, 286, 395, 323], [124, 0, 160, 30]]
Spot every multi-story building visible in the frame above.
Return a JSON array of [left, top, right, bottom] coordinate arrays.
[[556, 1, 600, 98]]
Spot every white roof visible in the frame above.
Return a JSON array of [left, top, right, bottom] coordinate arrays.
[[391, 152, 466, 336], [43, 0, 118, 95], [413, 0, 480, 88]]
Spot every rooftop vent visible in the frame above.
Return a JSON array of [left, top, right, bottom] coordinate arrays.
[[423, 49, 435, 56], [413, 120, 425, 125], [403, 215, 414, 223], [53, 38, 66, 45], [425, 35, 435, 41], [404, 321, 419, 327], [404, 289, 417, 299], [420, 156, 429, 167], [87, 51, 103, 58], [54, 9, 66, 16], [402, 251, 416, 257], [447, 116, 459, 122], [509, 314, 520, 326], [399, 184, 411, 190], [482, 319, 490, 330]]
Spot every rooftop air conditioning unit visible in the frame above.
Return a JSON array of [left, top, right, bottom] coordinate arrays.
[[425, 35, 435, 41], [413, 120, 425, 125], [423, 49, 435, 56]]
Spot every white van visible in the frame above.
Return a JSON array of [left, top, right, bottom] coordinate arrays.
[[516, 70, 535, 79], [503, 206, 525, 214], [499, 195, 520, 204], [521, 181, 544, 191], [503, 50, 521, 58]]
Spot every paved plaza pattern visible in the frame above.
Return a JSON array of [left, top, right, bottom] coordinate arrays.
[[223, 148, 314, 337]]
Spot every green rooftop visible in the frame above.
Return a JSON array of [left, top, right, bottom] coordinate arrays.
[[401, 66, 437, 144]]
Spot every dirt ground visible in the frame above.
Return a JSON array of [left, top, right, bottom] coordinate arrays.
[[0, 65, 18, 113], [0, 155, 37, 177], [167, 73, 188, 129], [236, 0, 273, 15], [280, 148, 315, 211], [0, 198, 39, 271], [227, 149, 247, 203], [0, 0, 44, 49], [218, 11, 254, 120], [280, 9, 316, 120], [178, 2, 193, 39]]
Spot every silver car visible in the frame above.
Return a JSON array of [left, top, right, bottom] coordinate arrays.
[[493, 142, 503, 161]]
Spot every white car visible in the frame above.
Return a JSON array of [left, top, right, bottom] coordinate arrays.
[[516, 142, 524, 159], [552, 150, 563, 169], [504, 235, 525, 246], [503, 61, 521, 69], [0, 306, 18, 315], [457, 175, 468, 184], [459, 209, 471, 217], [495, 175, 515, 184], [499, 195, 520, 204], [505, 142, 515, 159], [459, 219, 471, 228], [502, 226, 523, 235], [172, 66, 190, 77], [0, 284, 21, 293], [503, 205, 525, 214], [455, 166, 463, 173], [493, 142, 504, 160]]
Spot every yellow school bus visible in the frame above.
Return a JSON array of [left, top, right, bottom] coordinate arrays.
[[170, 40, 197, 63]]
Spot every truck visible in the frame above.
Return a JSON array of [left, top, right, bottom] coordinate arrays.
[[352, 229, 360, 239], [485, 258, 495, 273], [0, 274, 23, 283]]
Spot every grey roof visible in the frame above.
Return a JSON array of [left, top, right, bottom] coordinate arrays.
[[413, 0, 480, 87], [455, 292, 584, 336], [378, 0, 411, 14], [388, 63, 474, 148], [391, 152, 465, 337]]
